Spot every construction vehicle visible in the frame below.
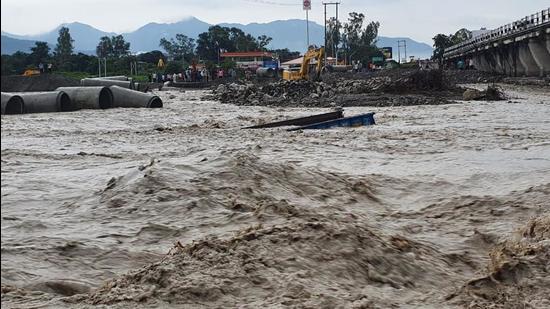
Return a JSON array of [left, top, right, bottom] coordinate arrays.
[[22, 69, 40, 77], [283, 47, 325, 81]]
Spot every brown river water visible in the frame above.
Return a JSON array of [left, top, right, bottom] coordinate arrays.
[[1, 84, 549, 308]]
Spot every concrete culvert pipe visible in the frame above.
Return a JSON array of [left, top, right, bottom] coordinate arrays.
[[81, 78, 134, 89], [133, 82, 150, 93], [110, 85, 163, 108], [56, 86, 113, 109], [96, 76, 129, 81], [1, 92, 25, 115], [17, 91, 77, 113]]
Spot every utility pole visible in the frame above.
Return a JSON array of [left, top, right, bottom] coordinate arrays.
[[404, 41, 407, 62], [306, 10, 309, 48], [397, 40, 407, 64], [304, 0, 311, 48], [323, 2, 340, 64], [324, 3, 327, 55], [335, 2, 339, 64], [98, 57, 107, 77]]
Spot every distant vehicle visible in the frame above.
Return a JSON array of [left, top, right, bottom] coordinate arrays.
[[282, 47, 325, 81], [22, 69, 40, 76]]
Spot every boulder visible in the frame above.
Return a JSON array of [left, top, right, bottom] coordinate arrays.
[[463, 88, 485, 101]]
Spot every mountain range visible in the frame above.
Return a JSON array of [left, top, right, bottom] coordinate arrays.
[[1, 17, 433, 59]]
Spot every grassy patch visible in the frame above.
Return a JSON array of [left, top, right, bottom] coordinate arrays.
[[129, 75, 150, 82], [56, 71, 94, 80]]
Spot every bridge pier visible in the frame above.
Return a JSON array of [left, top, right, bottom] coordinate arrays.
[[472, 54, 483, 71], [484, 51, 502, 74], [528, 38, 550, 77], [473, 53, 490, 72], [494, 51, 508, 75], [518, 41, 541, 76], [503, 45, 522, 77]]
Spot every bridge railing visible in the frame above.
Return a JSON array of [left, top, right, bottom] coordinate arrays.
[[444, 8, 550, 58]]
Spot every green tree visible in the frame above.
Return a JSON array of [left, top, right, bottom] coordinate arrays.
[[340, 12, 380, 63], [96, 36, 112, 58], [159, 34, 195, 62], [96, 35, 130, 59], [196, 26, 232, 61], [326, 17, 342, 57], [257, 35, 272, 51], [431, 29, 471, 64], [451, 28, 472, 45], [30, 41, 50, 65], [220, 59, 236, 70], [71, 53, 98, 73], [111, 35, 130, 58], [163, 60, 185, 74], [196, 25, 265, 61], [432, 34, 451, 64], [2, 53, 32, 75], [137, 50, 166, 64], [229, 27, 259, 51], [54, 26, 74, 69]]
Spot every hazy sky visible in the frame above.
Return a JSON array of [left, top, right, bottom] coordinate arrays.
[[1, 0, 548, 43]]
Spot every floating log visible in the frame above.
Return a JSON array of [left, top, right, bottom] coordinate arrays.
[[245, 109, 344, 129]]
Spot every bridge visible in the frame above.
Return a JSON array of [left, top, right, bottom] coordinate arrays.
[[444, 8, 550, 77]]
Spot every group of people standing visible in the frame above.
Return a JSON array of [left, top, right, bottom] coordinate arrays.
[[150, 67, 237, 83], [38, 63, 53, 74], [352, 60, 363, 72]]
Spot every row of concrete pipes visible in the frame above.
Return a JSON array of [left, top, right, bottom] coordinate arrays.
[[1, 85, 162, 115], [81, 76, 151, 92]]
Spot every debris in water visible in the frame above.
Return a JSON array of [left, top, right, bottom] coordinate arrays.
[[463, 84, 506, 101], [288, 112, 375, 131]]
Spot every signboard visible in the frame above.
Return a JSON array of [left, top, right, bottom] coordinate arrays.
[[380, 47, 392, 60], [263, 60, 279, 69], [303, 0, 311, 10]]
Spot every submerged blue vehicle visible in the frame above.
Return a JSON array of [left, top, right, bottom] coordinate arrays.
[[288, 113, 375, 131]]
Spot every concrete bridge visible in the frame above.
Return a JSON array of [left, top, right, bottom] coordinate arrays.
[[444, 8, 550, 77]]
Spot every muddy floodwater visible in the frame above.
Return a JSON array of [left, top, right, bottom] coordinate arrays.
[[1, 84, 550, 308]]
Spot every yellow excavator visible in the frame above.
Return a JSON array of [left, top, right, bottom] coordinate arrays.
[[283, 47, 325, 81], [22, 69, 40, 76]]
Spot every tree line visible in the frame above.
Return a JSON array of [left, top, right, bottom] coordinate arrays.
[[2, 11, 381, 76], [159, 26, 273, 63], [1, 25, 294, 76]]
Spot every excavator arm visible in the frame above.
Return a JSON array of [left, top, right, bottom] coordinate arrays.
[[283, 47, 325, 81]]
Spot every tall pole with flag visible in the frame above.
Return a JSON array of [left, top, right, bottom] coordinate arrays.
[[303, 0, 311, 48]]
